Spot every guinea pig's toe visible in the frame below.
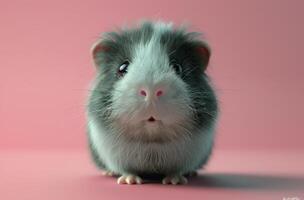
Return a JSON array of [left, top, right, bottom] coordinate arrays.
[[117, 174, 143, 185], [162, 175, 188, 185]]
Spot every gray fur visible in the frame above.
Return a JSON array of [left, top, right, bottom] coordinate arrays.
[[86, 21, 218, 179], [87, 127, 107, 169]]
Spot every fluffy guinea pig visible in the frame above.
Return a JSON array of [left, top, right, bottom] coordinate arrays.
[[86, 21, 218, 185]]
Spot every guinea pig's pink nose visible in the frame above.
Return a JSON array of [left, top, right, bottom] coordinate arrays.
[[139, 88, 164, 98]]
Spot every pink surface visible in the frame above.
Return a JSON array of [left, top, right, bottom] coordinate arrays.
[[1, 150, 304, 200]]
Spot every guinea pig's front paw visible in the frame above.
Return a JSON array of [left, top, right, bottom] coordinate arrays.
[[162, 175, 188, 185], [117, 174, 143, 185]]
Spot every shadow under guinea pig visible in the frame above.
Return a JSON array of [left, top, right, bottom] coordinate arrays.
[[185, 172, 304, 191]]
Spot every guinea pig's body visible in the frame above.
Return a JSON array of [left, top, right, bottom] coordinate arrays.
[[86, 21, 218, 184]]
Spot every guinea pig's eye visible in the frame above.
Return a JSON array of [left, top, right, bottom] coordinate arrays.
[[170, 63, 182, 75], [117, 61, 129, 77]]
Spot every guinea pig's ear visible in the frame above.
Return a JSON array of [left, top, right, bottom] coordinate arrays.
[[196, 43, 211, 71], [91, 40, 109, 68]]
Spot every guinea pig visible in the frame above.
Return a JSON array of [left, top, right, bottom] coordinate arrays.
[[86, 21, 218, 185]]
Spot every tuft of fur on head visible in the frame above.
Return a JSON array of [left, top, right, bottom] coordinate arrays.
[[89, 21, 217, 142]]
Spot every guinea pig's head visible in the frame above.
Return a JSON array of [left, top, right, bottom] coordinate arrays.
[[91, 21, 214, 138]]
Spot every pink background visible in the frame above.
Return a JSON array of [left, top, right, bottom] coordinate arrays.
[[1, 0, 303, 150], [1, 0, 304, 199]]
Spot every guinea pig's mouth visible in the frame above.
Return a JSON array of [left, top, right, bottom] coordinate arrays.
[[147, 116, 157, 122]]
